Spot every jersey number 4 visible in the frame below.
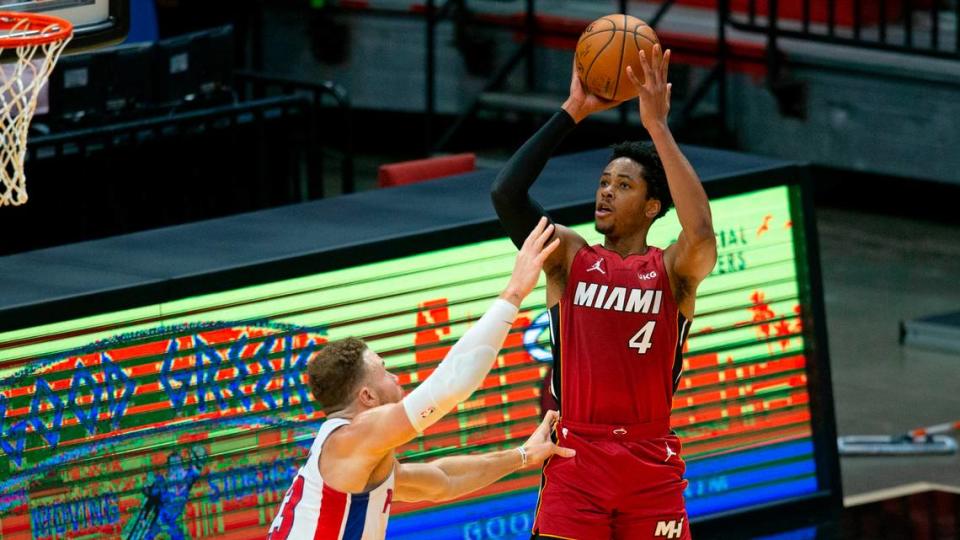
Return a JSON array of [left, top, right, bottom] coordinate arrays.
[[629, 321, 656, 354]]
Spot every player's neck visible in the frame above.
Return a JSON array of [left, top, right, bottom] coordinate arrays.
[[327, 404, 362, 421], [603, 231, 650, 258]]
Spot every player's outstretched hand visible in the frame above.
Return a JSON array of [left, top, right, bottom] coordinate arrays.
[[562, 58, 625, 124], [520, 410, 575, 466], [626, 43, 671, 131], [502, 217, 560, 305]]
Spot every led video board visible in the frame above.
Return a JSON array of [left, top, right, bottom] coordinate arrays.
[[0, 184, 823, 540]]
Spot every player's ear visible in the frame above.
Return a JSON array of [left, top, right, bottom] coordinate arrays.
[[357, 385, 378, 407], [644, 198, 661, 219]]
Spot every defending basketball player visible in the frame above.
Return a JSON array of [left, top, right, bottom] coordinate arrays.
[[491, 45, 717, 539], [267, 219, 576, 540]]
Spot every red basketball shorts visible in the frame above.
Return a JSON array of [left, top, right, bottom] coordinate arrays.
[[532, 418, 691, 540]]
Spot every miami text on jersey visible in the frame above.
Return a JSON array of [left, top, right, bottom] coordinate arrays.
[[572, 282, 664, 313]]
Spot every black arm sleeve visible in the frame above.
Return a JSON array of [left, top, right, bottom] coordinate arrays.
[[490, 110, 577, 249]]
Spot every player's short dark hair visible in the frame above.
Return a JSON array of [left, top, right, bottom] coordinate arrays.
[[306, 337, 369, 413], [609, 141, 673, 221]]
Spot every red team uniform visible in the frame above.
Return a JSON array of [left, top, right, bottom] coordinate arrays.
[[533, 244, 692, 540]]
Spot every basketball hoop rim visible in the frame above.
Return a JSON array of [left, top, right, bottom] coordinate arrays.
[[0, 11, 73, 48]]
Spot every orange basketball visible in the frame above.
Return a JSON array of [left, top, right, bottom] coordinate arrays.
[[575, 14, 660, 102]]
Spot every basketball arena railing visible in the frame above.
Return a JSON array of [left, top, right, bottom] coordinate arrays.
[[236, 71, 356, 195], [425, 0, 726, 152], [333, 0, 731, 153], [721, 0, 960, 87], [424, 0, 724, 153], [29, 96, 310, 168], [11, 96, 316, 255]]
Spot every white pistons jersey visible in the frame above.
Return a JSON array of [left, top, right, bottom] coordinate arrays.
[[267, 419, 395, 540]]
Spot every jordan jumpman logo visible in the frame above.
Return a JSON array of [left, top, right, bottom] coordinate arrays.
[[664, 443, 677, 462], [586, 259, 606, 274]]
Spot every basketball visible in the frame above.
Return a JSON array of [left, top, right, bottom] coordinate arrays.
[[575, 14, 660, 102]]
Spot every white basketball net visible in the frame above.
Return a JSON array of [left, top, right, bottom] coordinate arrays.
[[0, 16, 71, 206]]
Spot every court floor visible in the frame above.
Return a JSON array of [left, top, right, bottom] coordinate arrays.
[[817, 207, 960, 497]]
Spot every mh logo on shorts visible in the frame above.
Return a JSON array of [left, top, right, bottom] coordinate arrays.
[[654, 518, 684, 539]]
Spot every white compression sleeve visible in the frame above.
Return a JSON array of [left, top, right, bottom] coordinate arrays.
[[402, 298, 519, 432]]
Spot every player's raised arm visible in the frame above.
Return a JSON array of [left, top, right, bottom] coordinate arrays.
[[490, 61, 621, 265], [394, 411, 573, 502], [626, 46, 717, 296], [331, 219, 561, 460]]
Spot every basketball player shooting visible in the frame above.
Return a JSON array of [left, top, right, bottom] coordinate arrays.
[[491, 45, 718, 539], [267, 219, 576, 540]]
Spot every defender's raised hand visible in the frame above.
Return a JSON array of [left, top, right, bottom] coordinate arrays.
[[501, 217, 561, 305]]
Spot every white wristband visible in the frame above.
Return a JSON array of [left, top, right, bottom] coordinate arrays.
[[516, 446, 528, 468]]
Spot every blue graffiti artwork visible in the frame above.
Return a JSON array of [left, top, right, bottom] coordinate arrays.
[[126, 445, 207, 540], [0, 320, 327, 496]]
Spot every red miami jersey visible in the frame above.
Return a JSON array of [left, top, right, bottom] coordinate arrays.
[[549, 244, 691, 424]]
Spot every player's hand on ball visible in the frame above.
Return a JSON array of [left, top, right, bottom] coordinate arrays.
[[503, 217, 560, 304], [627, 43, 671, 131], [520, 410, 575, 466], [563, 59, 624, 123]]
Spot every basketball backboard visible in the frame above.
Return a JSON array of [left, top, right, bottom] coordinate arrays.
[[0, 0, 128, 52]]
